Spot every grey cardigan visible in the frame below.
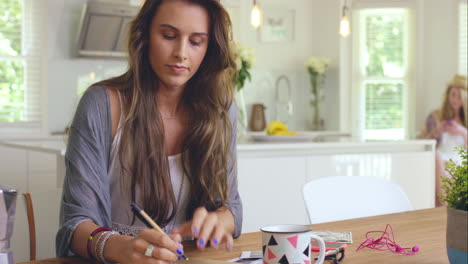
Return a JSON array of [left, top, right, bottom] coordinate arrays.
[[56, 86, 243, 257]]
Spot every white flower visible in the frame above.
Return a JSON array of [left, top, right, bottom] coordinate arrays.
[[235, 42, 255, 69], [235, 56, 242, 70], [305, 56, 331, 75], [233, 42, 256, 91]]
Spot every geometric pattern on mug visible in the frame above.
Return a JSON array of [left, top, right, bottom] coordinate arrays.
[[269, 235, 278, 245], [287, 235, 298, 248], [268, 248, 276, 260], [303, 245, 309, 257], [278, 254, 289, 264], [263, 234, 311, 264]]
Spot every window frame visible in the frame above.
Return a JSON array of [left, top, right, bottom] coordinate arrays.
[[339, 0, 419, 140], [459, 0, 468, 75], [0, 0, 47, 138]]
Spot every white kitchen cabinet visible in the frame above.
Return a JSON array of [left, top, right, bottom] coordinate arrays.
[[237, 139, 436, 233], [389, 152, 435, 210], [238, 156, 308, 233], [27, 150, 57, 193], [0, 145, 28, 192], [305, 151, 435, 210], [0, 145, 57, 193]]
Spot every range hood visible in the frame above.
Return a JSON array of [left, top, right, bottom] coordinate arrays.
[[76, 2, 139, 58]]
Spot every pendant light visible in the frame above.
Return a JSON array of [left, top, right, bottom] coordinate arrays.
[[251, 0, 262, 29], [339, 1, 350, 37]]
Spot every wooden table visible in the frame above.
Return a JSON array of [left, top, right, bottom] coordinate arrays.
[[19, 207, 448, 264]]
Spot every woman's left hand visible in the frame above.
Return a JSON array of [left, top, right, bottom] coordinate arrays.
[[172, 207, 234, 251]]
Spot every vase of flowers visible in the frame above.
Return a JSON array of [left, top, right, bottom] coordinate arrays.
[[233, 42, 255, 138], [304, 56, 331, 130], [440, 147, 468, 264]]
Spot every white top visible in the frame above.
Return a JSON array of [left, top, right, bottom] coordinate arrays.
[[108, 94, 189, 236], [438, 132, 465, 164]]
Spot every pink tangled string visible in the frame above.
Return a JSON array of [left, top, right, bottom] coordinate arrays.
[[356, 224, 419, 255]]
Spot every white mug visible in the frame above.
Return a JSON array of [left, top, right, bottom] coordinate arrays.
[[261, 225, 326, 264]]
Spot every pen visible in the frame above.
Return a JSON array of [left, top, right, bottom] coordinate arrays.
[[131, 202, 189, 261]]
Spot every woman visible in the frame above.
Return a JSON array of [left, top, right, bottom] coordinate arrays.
[[421, 74, 467, 206], [56, 0, 242, 263]]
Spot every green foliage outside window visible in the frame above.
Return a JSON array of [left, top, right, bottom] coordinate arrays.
[[361, 9, 407, 137], [0, 0, 25, 122], [365, 12, 405, 77], [365, 82, 403, 129]]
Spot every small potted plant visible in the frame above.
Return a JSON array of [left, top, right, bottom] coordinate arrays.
[[439, 146, 467, 264]]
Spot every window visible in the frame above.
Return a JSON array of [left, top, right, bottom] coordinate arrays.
[[352, 8, 411, 141], [459, 0, 467, 75], [0, 0, 43, 127]]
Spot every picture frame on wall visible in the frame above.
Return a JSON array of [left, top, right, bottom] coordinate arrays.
[[259, 8, 295, 43]]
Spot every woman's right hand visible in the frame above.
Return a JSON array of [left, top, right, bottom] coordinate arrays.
[[443, 120, 468, 136], [109, 229, 184, 264]]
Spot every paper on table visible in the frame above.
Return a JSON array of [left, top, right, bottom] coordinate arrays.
[[311, 230, 353, 243], [176, 258, 233, 264], [227, 255, 262, 264]]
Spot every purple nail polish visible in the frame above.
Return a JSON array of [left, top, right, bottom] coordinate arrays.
[[177, 248, 184, 255], [192, 226, 198, 236], [178, 256, 182, 261], [227, 242, 233, 249], [198, 238, 205, 248], [212, 238, 219, 246]]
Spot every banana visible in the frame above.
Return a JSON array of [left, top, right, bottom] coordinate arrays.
[[266, 121, 297, 136], [267, 121, 288, 135]]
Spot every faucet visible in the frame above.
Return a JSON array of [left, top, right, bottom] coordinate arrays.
[[275, 75, 293, 123]]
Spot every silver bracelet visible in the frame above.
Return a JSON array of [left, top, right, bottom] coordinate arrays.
[[93, 231, 108, 261], [99, 231, 119, 263]]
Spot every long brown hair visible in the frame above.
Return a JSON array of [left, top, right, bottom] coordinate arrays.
[[94, 0, 236, 226], [440, 75, 467, 127]]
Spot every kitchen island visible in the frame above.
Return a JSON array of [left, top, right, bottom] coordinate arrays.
[[0, 134, 436, 233]]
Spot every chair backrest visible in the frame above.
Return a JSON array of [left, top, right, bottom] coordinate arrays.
[[303, 176, 412, 224], [11, 189, 62, 262]]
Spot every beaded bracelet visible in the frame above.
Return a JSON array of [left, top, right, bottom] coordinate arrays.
[[87, 227, 112, 260], [98, 231, 119, 263]]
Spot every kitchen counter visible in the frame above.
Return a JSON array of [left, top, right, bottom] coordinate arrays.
[[0, 133, 435, 157], [0, 138, 67, 156], [239, 134, 434, 153], [0, 134, 437, 233]]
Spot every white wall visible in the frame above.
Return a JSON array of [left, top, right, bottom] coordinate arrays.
[[42, 0, 461, 136], [44, 0, 341, 133], [227, 0, 341, 131], [46, 0, 127, 134], [417, 0, 460, 134]]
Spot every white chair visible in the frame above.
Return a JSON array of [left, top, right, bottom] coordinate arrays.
[[11, 189, 62, 262], [303, 176, 412, 224]]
